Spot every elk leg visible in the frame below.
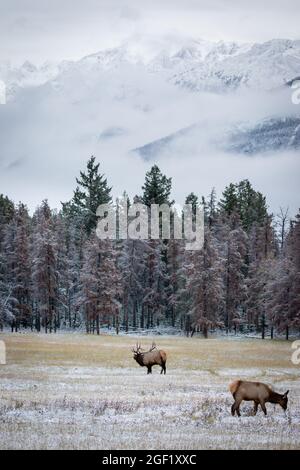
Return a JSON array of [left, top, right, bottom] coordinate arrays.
[[233, 398, 242, 417], [259, 400, 267, 415], [161, 363, 166, 375], [147, 366, 152, 374], [231, 402, 236, 416], [253, 401, 259, 415]]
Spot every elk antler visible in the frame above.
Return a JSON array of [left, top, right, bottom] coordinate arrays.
[[132, 342, 143, 354], [149, 341, 157, 352]]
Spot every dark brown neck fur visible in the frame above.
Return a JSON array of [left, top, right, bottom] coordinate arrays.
[[268, 390, 282, 404], [134, 354, 145, 367]]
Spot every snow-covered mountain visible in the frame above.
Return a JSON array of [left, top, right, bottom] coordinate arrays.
[[2, 37, 300, 100], [134, 117, 300, 159], [166, 39, 300, 92], [0, 36, 299, 169], [0, 59, 75, 101]]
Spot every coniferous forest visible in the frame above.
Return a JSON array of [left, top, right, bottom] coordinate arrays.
[[0, 156, 299, 338]]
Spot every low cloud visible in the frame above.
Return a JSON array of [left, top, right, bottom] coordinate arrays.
[[0, 58, 299, 216]]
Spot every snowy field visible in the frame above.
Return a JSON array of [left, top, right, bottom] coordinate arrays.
[[0, 333, 299, 450]]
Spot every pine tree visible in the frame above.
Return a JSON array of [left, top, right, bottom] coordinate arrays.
[[31, 201, 59, 333], [79, 235, 123, 334], [0, 250, 17, 330], [64, 217, 86, 328], [166, 238, 185, 327], [0, 194, 15, 238], [62, 156, 112, 233], [246, 215, 276, 337], [219, 180, 268, 232], [185, 192, 198, 212], [207, 188, 217, 227], [288, 212, 300, 332], [186, 231, 224, 338], [267, 210, 300, 338], [247, 258, 275, 338], [142, 165, 173, 206], [8, 204, 32, 330], [0, 194, 14, 215], [276, 207, 289, 251], [222, 215, 248, 332], [142, 239, 167, 329], [219, 183, 238, 216], [119, 238, 148, 331], [52, 212, 78, 329], [263, 257, 292, 339]]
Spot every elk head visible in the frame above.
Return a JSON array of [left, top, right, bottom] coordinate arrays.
[[132, 342, 143, 359], [279, 390, 289, 410]]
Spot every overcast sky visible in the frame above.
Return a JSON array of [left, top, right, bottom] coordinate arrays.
[[0, 1, 299, 216], [1, 0, 300, 65]]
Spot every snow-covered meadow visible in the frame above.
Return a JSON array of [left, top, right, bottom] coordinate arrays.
[[0, 333, 299, 449]]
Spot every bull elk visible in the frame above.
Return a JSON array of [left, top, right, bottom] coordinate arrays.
[[229, 380, 289, 417], [132, 342, 167, 375]]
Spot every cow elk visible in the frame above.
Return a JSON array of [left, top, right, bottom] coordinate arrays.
[[132, 342, 167, 375], [229, 380, 289, 417]]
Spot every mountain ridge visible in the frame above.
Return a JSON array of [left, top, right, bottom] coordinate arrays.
[[1, 37, 300, 100]]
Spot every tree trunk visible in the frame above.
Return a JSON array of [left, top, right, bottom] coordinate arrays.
[[171, 305, 175, 328], [133, 302, 137, 330], [185, 316, 190, 337], [286, 325, 289, 341], [36, 312, 41, 332], [116, 314, 119, 335], [150, 310, 154, 329], [125, 307, 128, 332], [261, 314, 265, 340], [73, 310, 77, 329], [68, 296, 72, 328]]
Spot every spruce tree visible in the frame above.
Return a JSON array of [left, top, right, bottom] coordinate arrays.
[[9, 204, 31, 330], [219, 180, 268, 232], [219, 183, 238, 216], [142, 165, 173, 206], [31, 201, 58, 333], [185, 192, 198, 212], [0, 194, 15, 246], [62, 156, 112, 233], [186, 231, 224, 338]]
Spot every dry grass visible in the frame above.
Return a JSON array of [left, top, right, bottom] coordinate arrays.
[[0, 332, 299, 449]]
